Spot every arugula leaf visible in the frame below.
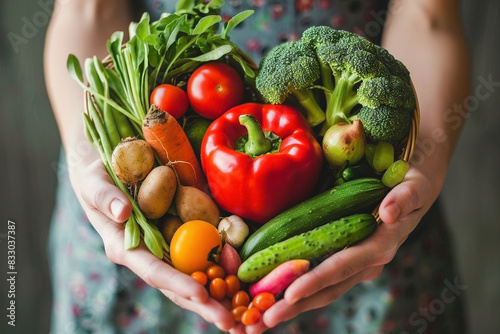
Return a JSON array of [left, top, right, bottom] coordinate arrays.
[[221, 10, 254, 39], [189, 44, 232, 62], [191, 15, 221, 35]]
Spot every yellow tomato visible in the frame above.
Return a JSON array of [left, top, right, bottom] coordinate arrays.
[[170, 220, 222, 275]]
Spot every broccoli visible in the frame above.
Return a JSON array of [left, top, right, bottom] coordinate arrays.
[[358, 75, 416, 110], [356, 105, 412, 143], [256, 25, 416, 136], [256, 40, 326, 126]]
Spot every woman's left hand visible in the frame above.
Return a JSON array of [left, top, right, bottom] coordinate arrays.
[[230, 165, 438, 334]]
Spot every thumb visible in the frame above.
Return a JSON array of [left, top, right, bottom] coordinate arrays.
[[378, 169, 430, 224], [81, 159, 132, 223]]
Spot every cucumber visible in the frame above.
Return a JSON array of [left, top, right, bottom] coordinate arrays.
[[238, 213, 377, 283], [342, 164, 374, 181], [240, 178, 387, 260]]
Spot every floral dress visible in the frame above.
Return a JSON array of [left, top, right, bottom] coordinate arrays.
[[49, 1, 467, 333]]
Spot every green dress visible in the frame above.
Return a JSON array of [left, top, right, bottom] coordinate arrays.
[[48, 1, 467, 333]]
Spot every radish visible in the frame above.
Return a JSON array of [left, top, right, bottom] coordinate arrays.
[[249, 259, 310, 298]]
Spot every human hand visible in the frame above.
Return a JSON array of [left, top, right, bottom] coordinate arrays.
[[80, 159, 236, 332], [232, 165, 438, 334]]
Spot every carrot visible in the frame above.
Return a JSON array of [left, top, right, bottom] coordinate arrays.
[[142, 105, 206, 191]]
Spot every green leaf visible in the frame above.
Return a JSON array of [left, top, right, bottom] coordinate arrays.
[[189, 44, 232, 61], [66, 54, 84, 84], [84, 59, 105, 111], [143, 226, 165, 259], [107, 31, 125, 78], [165, 16, 185, 50], [124, 216, 140, 250], [135, 12, 151, 41], [176, 0, 194, 12], [191, 15, 221, 35], [148, 48, 161, 68], [231, 53, 257, 78], [222, 10, 254, 38]]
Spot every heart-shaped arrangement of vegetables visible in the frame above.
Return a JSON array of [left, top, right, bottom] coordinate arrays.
[[68, 0, 417, 326]]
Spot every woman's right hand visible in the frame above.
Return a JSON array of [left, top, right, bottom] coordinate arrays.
[[80, 159, 236, 332]]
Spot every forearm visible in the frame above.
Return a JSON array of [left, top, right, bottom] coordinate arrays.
[[44, 0, 132, 199], [382, 0, 470, 195]]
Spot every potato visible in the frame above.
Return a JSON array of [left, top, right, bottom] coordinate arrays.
[[175, 184, 220, 226], [138, 166, 177, 219], [161, 216, 183, 244], [112, 137, 155, 185]]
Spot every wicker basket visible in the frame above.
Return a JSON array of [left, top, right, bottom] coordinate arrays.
[[84, 54, 419, 261], [372, 81, 420, 223]]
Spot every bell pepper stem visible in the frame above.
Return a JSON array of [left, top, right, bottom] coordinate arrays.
[[239, 114, 272, 156]]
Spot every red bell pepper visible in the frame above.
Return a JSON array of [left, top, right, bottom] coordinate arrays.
[[201, 103, 323, 224]]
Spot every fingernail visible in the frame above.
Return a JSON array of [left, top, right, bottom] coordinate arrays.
[[110, 199, 126, 220], [386, 203, 401, 222]]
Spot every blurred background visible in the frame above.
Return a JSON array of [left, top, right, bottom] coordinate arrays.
[[1, 0, 499, 333]]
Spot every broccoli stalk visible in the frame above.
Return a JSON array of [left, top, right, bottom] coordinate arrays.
[[323, 70, 361, 125]]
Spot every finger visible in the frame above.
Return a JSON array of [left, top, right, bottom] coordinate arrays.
[[161, 289, 236, 332], [81, 159, 132, 223], [264, 266, 383, 328], [244, 320, 268, 334], [283, 222, 404, 304], [85, 205, 210, 304], [379, 168, 430, 224]]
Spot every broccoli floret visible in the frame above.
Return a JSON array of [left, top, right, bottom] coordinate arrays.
[[255, 25, 416, 135], [376, 48, 411, 83], [256, 40, 325, 126], [358, 75, 416, 110], [356, 105, 412, 143]]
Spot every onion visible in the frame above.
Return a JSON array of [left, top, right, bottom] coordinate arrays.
[[322, 119, 366, 167], [218, 215, 249, 248]]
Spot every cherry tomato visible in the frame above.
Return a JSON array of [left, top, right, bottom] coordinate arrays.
[[150, 84, 189, 119], [240, 307, 261, 326], [232, 290, 250, 308], [206, 264, 225, 280], [190, 271, 208, 286], [225, 275, 241, 298], [209, 278, 227, 300], [252, 292, 275, 311], [187, 62, 244, 119], [231, 306, 247, 322], [170, 220, 222, 275]]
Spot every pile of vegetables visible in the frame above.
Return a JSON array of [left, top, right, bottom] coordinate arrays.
[[68, 0, 417, 326]]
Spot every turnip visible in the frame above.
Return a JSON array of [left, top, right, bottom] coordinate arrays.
[[112, 137, 155, 185]]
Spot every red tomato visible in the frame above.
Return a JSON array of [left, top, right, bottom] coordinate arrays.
[[206, 264, 225, 280], [190, 271, 208, 286], [187, 62, 244, 119], [240, 307, 261, 326], [232, 290, 250, 308], [209, 278, 227, 300], [231, 306, 247, 322], [225, 275, 241, 298], [252, 292, 275, 311], [150, 84, 189, 119]]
